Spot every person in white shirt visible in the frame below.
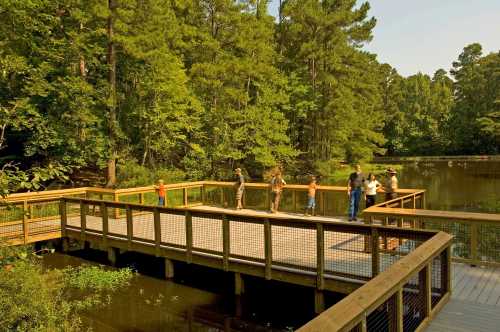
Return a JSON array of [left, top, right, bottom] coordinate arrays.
[[364, 173, 381, 208]]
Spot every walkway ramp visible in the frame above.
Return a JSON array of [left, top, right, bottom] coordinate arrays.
[[426, 264, 500, 332]]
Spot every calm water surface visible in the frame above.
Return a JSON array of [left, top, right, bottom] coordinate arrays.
[[43, 160, 500, 331]]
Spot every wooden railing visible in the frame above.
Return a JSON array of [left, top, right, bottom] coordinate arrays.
[[0, 181, 425, 246], [61, 197, 442, 294], [298, 231, 453, 332], [364, 206, 500, 267]]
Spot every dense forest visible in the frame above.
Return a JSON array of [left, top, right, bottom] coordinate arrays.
[[0, 0, 499, 190]]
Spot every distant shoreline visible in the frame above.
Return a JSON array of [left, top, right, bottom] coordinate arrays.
[[373, 155, 500, 163]]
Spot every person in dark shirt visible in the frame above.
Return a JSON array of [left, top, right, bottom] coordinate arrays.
[[235, 168, 245, 210], [347, 164, 365, 221]]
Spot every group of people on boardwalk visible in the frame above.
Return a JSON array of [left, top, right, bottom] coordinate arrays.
[[347, 164, 398, 221], [233, 164, 398, 221], [153, 164, 397, 221]]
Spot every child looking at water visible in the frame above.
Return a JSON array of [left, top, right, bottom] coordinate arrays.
[[304, 176, 317, 216]]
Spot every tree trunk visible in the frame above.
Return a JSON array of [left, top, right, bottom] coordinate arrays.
[[106, 0, 117, 187]]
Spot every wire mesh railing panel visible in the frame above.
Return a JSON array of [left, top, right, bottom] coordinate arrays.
[[66, 201, 82, 228], [167, 189, 184, 207], [80, 202, 104, 233], [159, 211, 185, 247], [324, 229, 372, 279], [143, 192, 158, 205], [105, 206, 125, 236], [402, 272, 424, 332], [422, 220, 471, 260], [478, 223, 500, 263], [431, 255, 443, 309], [323, 191, 349, 217], [86, 192, 114, 201], [192, 212, 223, 253], [379, 231, 427, 273], [28, 200, 61, 235], [222, 187, 236, 209], [187, 187, 202, 205], [118, 193, 141, 204], [243, 187, 267, 210], [271, 222, 316, 271], [203, 186, 223, 207], [0, 203, 24, 239], [130, 210, 154, 241], [229, 217, 264, 261], [366, 294, 395, 332]]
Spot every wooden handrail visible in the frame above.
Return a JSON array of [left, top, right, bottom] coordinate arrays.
[[298, 232, 453, 331], [365, 207, 500, 223]]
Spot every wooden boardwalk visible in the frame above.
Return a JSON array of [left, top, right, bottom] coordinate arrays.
[[426, 264, 500, 332], [66, 206, 384, 282]]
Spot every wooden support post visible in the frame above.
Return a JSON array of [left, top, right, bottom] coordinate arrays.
[[61, 238, 70, 252], [126, 205, 133, 249], [265, 188, 271, 211], [80, 201, 87, 245], [164, 258, 174, 279], [264, 219, 272, 280], [101, 202, 108, 248], [470, 223, 478, 266], [383, 217, 388, 250], [60, 200, 67, 237], [222, 214, 230, 271], [316, 223, 325, 290], [234, 272, 245, 295], [422, 192, 426, 209], [357, 319, 367, 332], [419, 264, 432, 319], [371, 227, 380, 277], [201, 185, 206, 205], [185, 211, 193, 263], [22, 200, 28, 244], [314, 289, 325, 314], [183, 187, 188, 207], [292, 190, 297, 213], [114, 193, 120, 219], [107, 247, 118, 266], [441, 247, 452, 295], [154, 208, 161, 256], [139, 193, 144, 205]]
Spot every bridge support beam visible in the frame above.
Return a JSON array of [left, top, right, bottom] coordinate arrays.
[[164, 258, 174, 279], [107, 247, 119, 266], [314, 289, 325, 314], [235, 272, 245, 295]]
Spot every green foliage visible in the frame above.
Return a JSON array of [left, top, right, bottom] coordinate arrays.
[[0, 244, 133, 332], [116, 161, 185, 188]]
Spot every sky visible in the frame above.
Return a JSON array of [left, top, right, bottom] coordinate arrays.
[[268, 0, 500, 77]]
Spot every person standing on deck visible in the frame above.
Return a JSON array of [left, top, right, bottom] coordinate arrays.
[[235, 168, 245, 210], [304, 176, 317, 216], [364, 173, 381, 209], [384, 168, 399, 201], [270, 171, 286, 213], [347, 164, 365, 221], [155, 179, 166, 206]]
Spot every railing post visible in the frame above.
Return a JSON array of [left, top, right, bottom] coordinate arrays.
[[319, 191, 325, 216], [441, 246, 451, 295], [222, 214, 230, 271], [80, 200, 87, 246], [126, 205, 133, 249], [201, 185, 207, 205], [371, 227, 380, 277], [21, 200, 29, 244], [185, 211, 193, 263], [139, 193, 144, 205], [470, 223, 478, 265], [114, 193, 120, 219], [60, 199, 67, 237], [393, 289, 404, 331], [419, 263, 432, 319], [101, 202, 108, 248], [316, 223, 324, 290], [154, 208, 161, 256], [183, 187, 188, 207], [264, 219, 272, 280]]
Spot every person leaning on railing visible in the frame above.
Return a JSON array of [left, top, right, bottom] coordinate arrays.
[[383, 168, 399, 201], [154, 179, 166, 206]]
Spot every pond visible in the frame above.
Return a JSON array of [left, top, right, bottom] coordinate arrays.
[[44, 160, 500, 331]]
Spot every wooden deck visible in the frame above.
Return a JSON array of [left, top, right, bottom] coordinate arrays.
[[66, 206, 386, 282], [426, 264, 500, 332]]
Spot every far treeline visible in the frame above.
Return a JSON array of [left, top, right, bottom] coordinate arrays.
[[1, 0, 499, 190]]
